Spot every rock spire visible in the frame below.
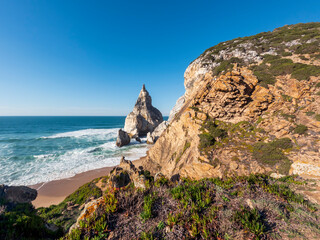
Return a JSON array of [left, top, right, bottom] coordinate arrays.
[[124, 84, 163, 137]]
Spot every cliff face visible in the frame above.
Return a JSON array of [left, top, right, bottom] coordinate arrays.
[[124, 85, 163, 137], [143, 23, 320, 179]]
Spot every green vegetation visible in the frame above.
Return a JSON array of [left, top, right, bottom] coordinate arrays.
[[252, 138, 293, 175], [292, 124, 308, 135], [198, 120, 227, 152], [251, 55, 320, 87], [235, 207, 266, 237], [212, 57, 244, 76], [175, 141, 191, 163], [58, 173, 316, 240], [38, 180, 102, 231], [315, 114, 320, 121], [3, 173, 318, 240], [306, 111, 315, 116], [0, 201, 61, 240], [140, 193, 157, 221], [199, 22, 320, 88]]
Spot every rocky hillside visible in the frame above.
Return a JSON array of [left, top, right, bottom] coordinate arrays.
[[143, 22, 320, 181], [57, 161, 320, 240]]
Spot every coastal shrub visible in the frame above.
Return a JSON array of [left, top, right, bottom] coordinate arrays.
[[281, 51, 293, 56], [59, 173, 320, 239], [252, 67, 276, 88], [306, 111, 315, 116], [199, 133, 215, 149], [235, 207, 266, 237], [198, 120, 227, 152], [281, 113, 296, 121], [38, 180, 102, 232], [140, 193, 157, 221], [270, 137, 293, 149], [0, 202, 61, 239], [212, 57, 244, 76], [252, 141, 292, 175], [293, 124, 308, 135]]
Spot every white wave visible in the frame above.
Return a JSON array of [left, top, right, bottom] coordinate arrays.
[[0, 141, 149, 186], [41, 128, 118, 139]]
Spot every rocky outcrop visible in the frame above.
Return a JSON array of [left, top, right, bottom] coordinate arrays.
[[124, 84, 163, 137], [143, 23, 320, 180], [0, 184, 37, 203], [146, 121, 169, 144], [168, 95, 185, 122], [116, 129, 130, 147]]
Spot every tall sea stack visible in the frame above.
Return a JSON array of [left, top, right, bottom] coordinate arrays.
[[124, 84, 163, 137]]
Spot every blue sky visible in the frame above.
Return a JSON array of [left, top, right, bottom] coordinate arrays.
[[0, 1, 319, 116]]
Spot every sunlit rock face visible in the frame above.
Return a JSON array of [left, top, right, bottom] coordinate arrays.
[[124, 84, 163, 137]]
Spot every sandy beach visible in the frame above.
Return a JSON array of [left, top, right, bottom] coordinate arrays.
[[30, 159, 143, 208]]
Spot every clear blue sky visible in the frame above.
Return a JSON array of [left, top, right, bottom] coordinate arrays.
[[0, 0, 319, 116]]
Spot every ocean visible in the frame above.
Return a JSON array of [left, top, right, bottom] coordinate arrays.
[[0, 116, 160, 186]]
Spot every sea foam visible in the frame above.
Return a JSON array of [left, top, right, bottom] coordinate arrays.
[[0, 127, 149, 186]]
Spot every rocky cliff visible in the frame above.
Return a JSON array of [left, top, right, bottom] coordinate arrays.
[[124, 84, 163, 137], [143, 22, 320, 179]]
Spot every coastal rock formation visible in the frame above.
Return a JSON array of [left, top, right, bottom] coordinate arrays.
[[123, 84, 163, 137], [116, 129, 130, 147], [168, 95, 185, 122], [146, 121, 169, 144], [0, 184, 37, 203], [143, 23, 320, 180]]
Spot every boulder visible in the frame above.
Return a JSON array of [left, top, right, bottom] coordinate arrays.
[[109, 156, 147, 189], [146, 121, 169, 144], [109, 167, 131, 188], [124, 84, 163, 137], [116, 129, 130, 147], [0, 184, 37, 203]]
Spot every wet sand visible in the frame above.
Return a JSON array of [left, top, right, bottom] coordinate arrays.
[[30, 159, 143, 208]]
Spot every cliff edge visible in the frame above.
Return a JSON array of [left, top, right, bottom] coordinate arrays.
[[143, 22, 320, 179]]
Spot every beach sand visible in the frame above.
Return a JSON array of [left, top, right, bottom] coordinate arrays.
[[30, 159, 143, 208]]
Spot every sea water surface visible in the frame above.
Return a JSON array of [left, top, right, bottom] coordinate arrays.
[[0, 116, 158, 186]]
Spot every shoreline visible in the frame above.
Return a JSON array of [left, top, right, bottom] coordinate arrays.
[[30, 158, 144, 208]]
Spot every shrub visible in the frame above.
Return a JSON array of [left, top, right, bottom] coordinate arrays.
[[252, 141, 292, 175], [140, 193, 157, 221], [0, 202, 60, 239], [38, 181, 102, 231], [306, 111, 315, 116], [198, 120, 227, 151], [293, 124, 308, 135], [281, 52, 293, 56], [213, 57, 244, 76], [315, 114, 320, 121], [270, 137, 293, 149], [235, 207, 266, 237]]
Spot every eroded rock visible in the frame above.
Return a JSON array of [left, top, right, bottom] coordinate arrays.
[[124, 84, 163, 137], [116, 129, 130, 147], [146, 121, 168, 144]]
